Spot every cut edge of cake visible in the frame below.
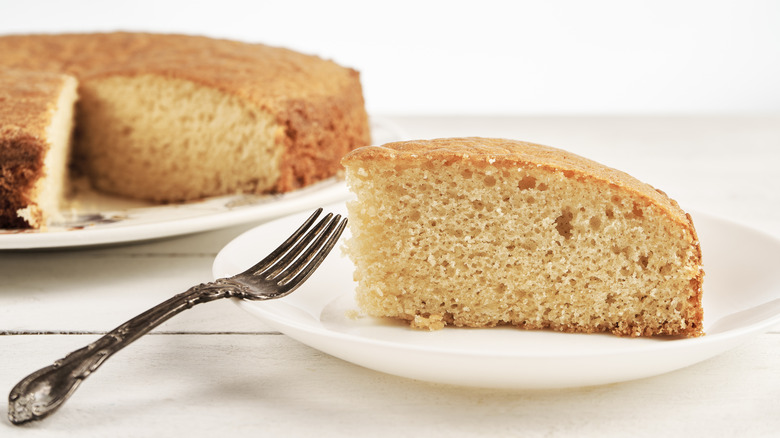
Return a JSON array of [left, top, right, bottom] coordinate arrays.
[[341, 137, 704, 338]]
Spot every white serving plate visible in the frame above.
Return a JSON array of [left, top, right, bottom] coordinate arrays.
[[213, 204, 780, 389]]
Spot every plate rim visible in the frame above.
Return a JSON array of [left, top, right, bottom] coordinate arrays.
[[0, 180, 350, 249]]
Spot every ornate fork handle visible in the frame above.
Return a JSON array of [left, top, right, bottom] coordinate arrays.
[[8, 278, 251, 425], [8, 208, 347, 425]]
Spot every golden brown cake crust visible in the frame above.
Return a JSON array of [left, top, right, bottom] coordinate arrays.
[[0, 32, 371, 195], [0, 69, 67, 139], [0, 69, 71, 228], [0, 33, 358, 102]]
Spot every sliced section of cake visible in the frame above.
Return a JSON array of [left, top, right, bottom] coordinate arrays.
[[0, 69, 77, 229], [341, 137, 704, 337]]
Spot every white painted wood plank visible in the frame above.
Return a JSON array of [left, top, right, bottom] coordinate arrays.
[[1, 333, 779, 437], [0, 238, 271, 333]]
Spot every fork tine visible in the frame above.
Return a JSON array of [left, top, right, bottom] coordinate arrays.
[[274, 213, 341, 282], [277, 215, 347, 291], [243, 208, 323, 275], [259, 212, 334, 278]]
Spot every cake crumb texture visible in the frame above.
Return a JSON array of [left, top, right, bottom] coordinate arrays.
[[342, 137, 704, 337]]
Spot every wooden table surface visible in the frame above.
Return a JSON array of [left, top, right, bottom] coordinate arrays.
[[1, 116, 779, 437]]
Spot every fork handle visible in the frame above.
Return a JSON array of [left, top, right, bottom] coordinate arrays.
[[8, 279, 247, 425]]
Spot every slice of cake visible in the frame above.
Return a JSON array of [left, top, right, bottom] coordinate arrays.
[[0, 69, 77, 229], [0, 32, 370, 204], [341, 137, 704, 337]]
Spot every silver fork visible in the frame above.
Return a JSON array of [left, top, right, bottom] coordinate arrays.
[[7, 208, 346, 425]]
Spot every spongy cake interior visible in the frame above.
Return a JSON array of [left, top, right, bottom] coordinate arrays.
[[76, 75, 281, 202], [344, 144, 703, 337]]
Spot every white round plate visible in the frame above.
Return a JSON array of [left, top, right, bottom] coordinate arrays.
[[213, 204, 780, 389], [1, 179, 350, 250], [0, 118, 403, 249]]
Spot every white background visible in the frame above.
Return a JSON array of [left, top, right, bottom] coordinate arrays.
[[2, 0, 779, 115]]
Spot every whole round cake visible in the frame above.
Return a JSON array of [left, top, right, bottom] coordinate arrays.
[[0, 32, 370, 228]]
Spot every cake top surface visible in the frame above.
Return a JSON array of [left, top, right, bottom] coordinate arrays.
[[0, 69, 70, 139], [343, 137, 694, 229], [0, 32, 360, 106]]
